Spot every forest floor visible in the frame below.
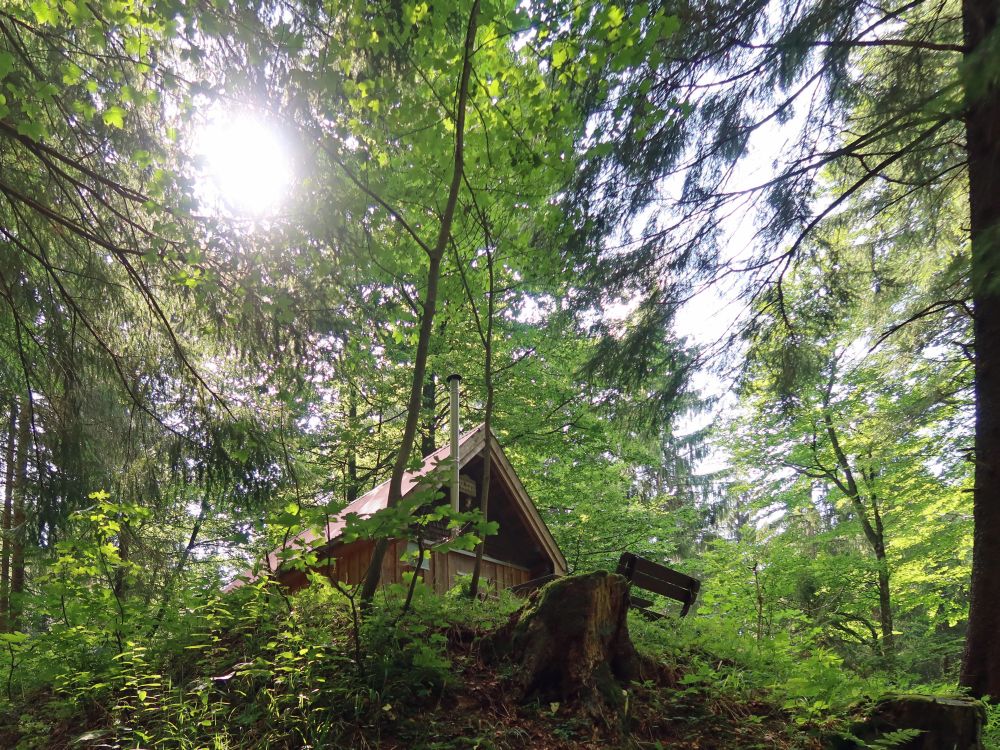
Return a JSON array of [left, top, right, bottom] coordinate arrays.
[[0, 583, 952, 749], [368, 625, 829, 750]]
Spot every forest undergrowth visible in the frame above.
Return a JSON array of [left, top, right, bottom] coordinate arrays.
[[2, 575, 994, 750]]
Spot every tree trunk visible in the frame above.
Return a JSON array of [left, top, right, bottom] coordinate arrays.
[[875, 549, 893, 655], [483, 572, 644, 724], [10, 404, 29, 631], [359, 251, 444, 605], [359, 0, 480, 606], [469, 243, 495, 599], [960, 0, 1000, 699], [347, 389, 359, 503], [421, 375, 436, 458], [113, 521, 129, 601], [823, 410, 894, 657], [0, 400, 16, 632], [871, 500, 894, 657], [468, 387, 492, 598], [148, 499, 208, 638]]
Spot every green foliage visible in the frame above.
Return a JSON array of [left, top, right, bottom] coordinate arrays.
[[631, 609, 881, 725], [862, 729, 925, 749], [984, 700, 1000, 750], [0, 546, 532, 748], [0, 0, 987, 743]]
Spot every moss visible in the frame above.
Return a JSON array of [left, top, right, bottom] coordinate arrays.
[[484, 571, 638, 727], [841, 694, 986, 750]]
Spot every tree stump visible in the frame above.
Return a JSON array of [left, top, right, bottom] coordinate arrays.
[[484, 571, 641, 721], [843, 695, 986, 749]]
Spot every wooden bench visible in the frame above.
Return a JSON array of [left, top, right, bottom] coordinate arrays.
[[616, 552, 700, 617]]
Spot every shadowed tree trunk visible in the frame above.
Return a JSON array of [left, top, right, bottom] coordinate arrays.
[[113, 522, 129, 602], [10, 403, 29, 631], [468, 401, 492, 598], [960, 0, 1000, 698], [469, 384, 493, 599], [825, 435, 894, 658], [870, 499, 893, 658], [0, 400, 16, 632]]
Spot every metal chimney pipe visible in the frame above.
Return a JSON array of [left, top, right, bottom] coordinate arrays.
[[447, 374, 461, 513]]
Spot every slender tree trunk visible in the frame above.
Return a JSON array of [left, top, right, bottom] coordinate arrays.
[[347, 389, 359, 503], [10, 404, 29, 631], [421, 375, 436, 457], [468, 374, 493, 598], [960, 0, 1000, 698], [359, 0, 481, 606], [148, 499, 208, 638], [875, 563, 892, 645], [359, 251, 445, 606], [869, 496, 894, 656], [469, 243, 496, 599], [399, 532, 426, 618], [0, 400, 16, 632], [873, 551, 893, 655], [822, 410, 894, 656], [845, 494, 893, 657], [113, 521, 129, 601]]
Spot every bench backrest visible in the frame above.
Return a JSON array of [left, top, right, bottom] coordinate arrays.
[[616, 552, 701, 616]]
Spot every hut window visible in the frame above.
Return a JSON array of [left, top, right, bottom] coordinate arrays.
[[404, 541, 430, 570]]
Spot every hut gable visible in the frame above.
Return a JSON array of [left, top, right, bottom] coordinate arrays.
[[227, 425, 566, 594]]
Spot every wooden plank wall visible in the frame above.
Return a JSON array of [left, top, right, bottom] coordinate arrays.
[[310, 539, 531, 595], [426, 550, 530, 594], [331, 541, 376, 586]]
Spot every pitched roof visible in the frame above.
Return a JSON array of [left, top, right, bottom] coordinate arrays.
[[290, 424, 487, 553], [226, 425, 566, 590]]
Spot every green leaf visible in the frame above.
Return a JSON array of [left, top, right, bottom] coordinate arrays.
[[658, 14, 681, 36], [588, 142, 614, 159], [15, 120, 46, 142], [30, 0, 58, 25], [102, 106, 126, 128], [551, 43, 569, 69], [62, 63, 84, 85], [0, 52, 13, 81]]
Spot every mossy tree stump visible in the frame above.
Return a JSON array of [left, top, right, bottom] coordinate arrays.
[[843, 695, 986, 749], [485, 571, 641, 722]]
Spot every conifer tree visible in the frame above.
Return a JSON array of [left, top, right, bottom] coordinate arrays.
[[555, 0, 1000, 697]]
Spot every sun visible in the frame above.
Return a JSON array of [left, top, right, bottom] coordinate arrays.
[[194, 112, 293, 217]]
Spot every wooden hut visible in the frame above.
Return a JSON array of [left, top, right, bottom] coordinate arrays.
[[228, 425, 567, 595]]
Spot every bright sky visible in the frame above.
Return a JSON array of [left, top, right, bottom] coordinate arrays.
[[192, 111, 294, 218], [188, 88, 801, 483], [660, 97, 820, 477]]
